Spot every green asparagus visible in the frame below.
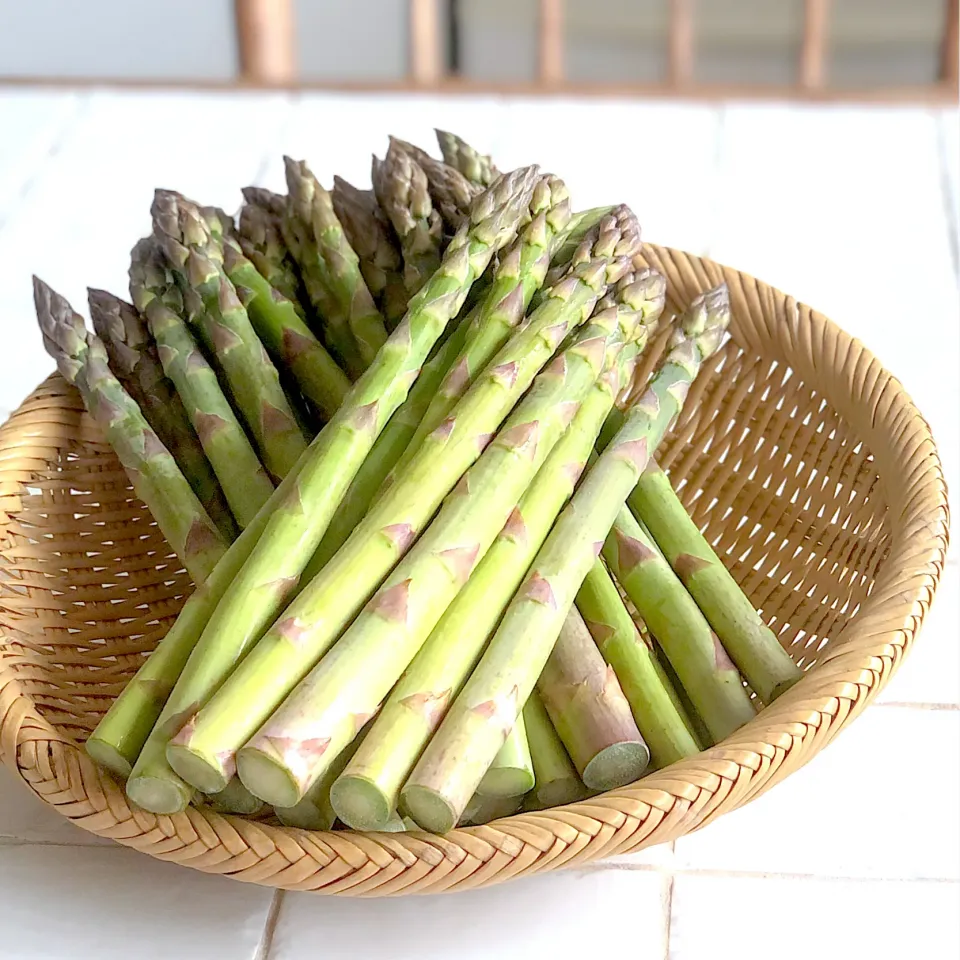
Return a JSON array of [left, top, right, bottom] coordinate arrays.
[[331, 175, 406, 328], [33, 277, 228, 587], [402, 284, 731, 832], [628, 461, 802, 703], [436, 129, 499, 186], [603, 506, 756, 743], [381, 175, 571, 488], [575, 560, 702, 766], [152, 190, 309, 480], [129, 239, 275, 529], [328, 269, 662, 830], [522, 691, 586, 809], [220, 237, 351, 420], [221, 255, 643, 808], [87, 288, 237, 542], [237, 191, 304, 308], [166, 200, 632, 803], [372, 143, 444, 296], [537, 605, 650, 790], [122, 167, 538, 810], [476, 713, 535, 799], [284, 157, 389, 371]]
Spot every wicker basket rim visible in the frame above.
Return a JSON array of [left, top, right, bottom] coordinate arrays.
[[0, 243, 950, 896]]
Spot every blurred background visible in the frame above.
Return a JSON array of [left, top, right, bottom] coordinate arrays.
[[0, 0, 956, 97]]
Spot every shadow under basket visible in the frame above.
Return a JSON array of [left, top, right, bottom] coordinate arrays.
[[0, 245, 949, 896]]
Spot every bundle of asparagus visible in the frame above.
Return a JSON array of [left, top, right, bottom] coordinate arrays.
[[31, 129, 801, 831]]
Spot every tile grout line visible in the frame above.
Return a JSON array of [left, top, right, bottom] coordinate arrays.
[[876, 700, 959, 711], [254, 889, 285, 960], [934, 109, 959, 284], [661, 870, 676, 960], [574, 861, 960, 884], [700, 103, 728, 261]]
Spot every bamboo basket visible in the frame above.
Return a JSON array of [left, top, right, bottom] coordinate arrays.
[[0, 245, 949, 897]]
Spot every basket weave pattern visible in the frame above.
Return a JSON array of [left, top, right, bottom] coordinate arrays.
[[0, 246, 949, 896]]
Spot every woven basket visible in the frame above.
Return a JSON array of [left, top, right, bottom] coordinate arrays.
[[0, 245, 949, 896]]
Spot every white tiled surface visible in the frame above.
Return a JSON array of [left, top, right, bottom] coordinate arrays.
[[0, 89, 957, 958]]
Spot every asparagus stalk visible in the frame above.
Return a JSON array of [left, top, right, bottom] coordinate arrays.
[[602, 505, 756, 742], [229, 268, 643, 809], [119, 168, 538, 812], [219, 237, 351, 420], [436, 129, 499, 186], [275, 725, 370, 831], [653, 635, 714, 749], [392, 138, 481, 232], [86, 288, 237, 542], [237, 192, 304, 308], [575, 559, 702, 766], [372, 143, 444, 296], [459, 793, 525, 826], [476, 712, 535, 799], [329, 276, 660, 829], [284, 157, 389, 371], [628, 461, 802, 703], [152, 191, 309, 480], [205, 779, 267, 816], [166, 205, 632, 803], [382, 175, 571, 488], [402, 285, 731, 833], [32, 278, 228, 587], [302, 307, 473, 580], [129, 239, 275, 529], [529, 208, 617, 315], [537, 605, 650, 790], [522, 691, 586, 808], [331, 175, 406, 329]]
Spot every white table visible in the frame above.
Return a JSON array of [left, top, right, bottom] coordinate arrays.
[[1, 88, 957, 960]]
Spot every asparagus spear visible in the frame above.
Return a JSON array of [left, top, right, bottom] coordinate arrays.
[[538, 605, 650, 790], [331, 175, 406, 329], [310, 173, 567, 573], [329, 277, 660, 829], [275, 724, 370, 831], [392, 137, 481, 232], [129, 239, 275, 529], [284, 157, 389, 371], [476, 712, 535, 799], [522, 691, 586, 808], [372, 143, 444, 296], [225, 267, 643, 808], [575, 559, 702, 766], [603, 505, 756, 742], [32, 278, 228, 587], [529, 207, 617, 314], [653, 635, 714, 749], [86, 288, 237, 543], [165, 204, 631, 802], [237, 192, 304, 308], [436, 129, 499, 186], [152, 191, 309, 480], [382, 175, 571, 488], [459, 793, 524, 826], [205, 779, 267, 817], [119, 167, 538, 812], [219, 237, 351, 420], [302, 307, 473, 581], [549, 207, 616, 273], [402, 284, 731, 832], [628, 461, 802, 703]]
